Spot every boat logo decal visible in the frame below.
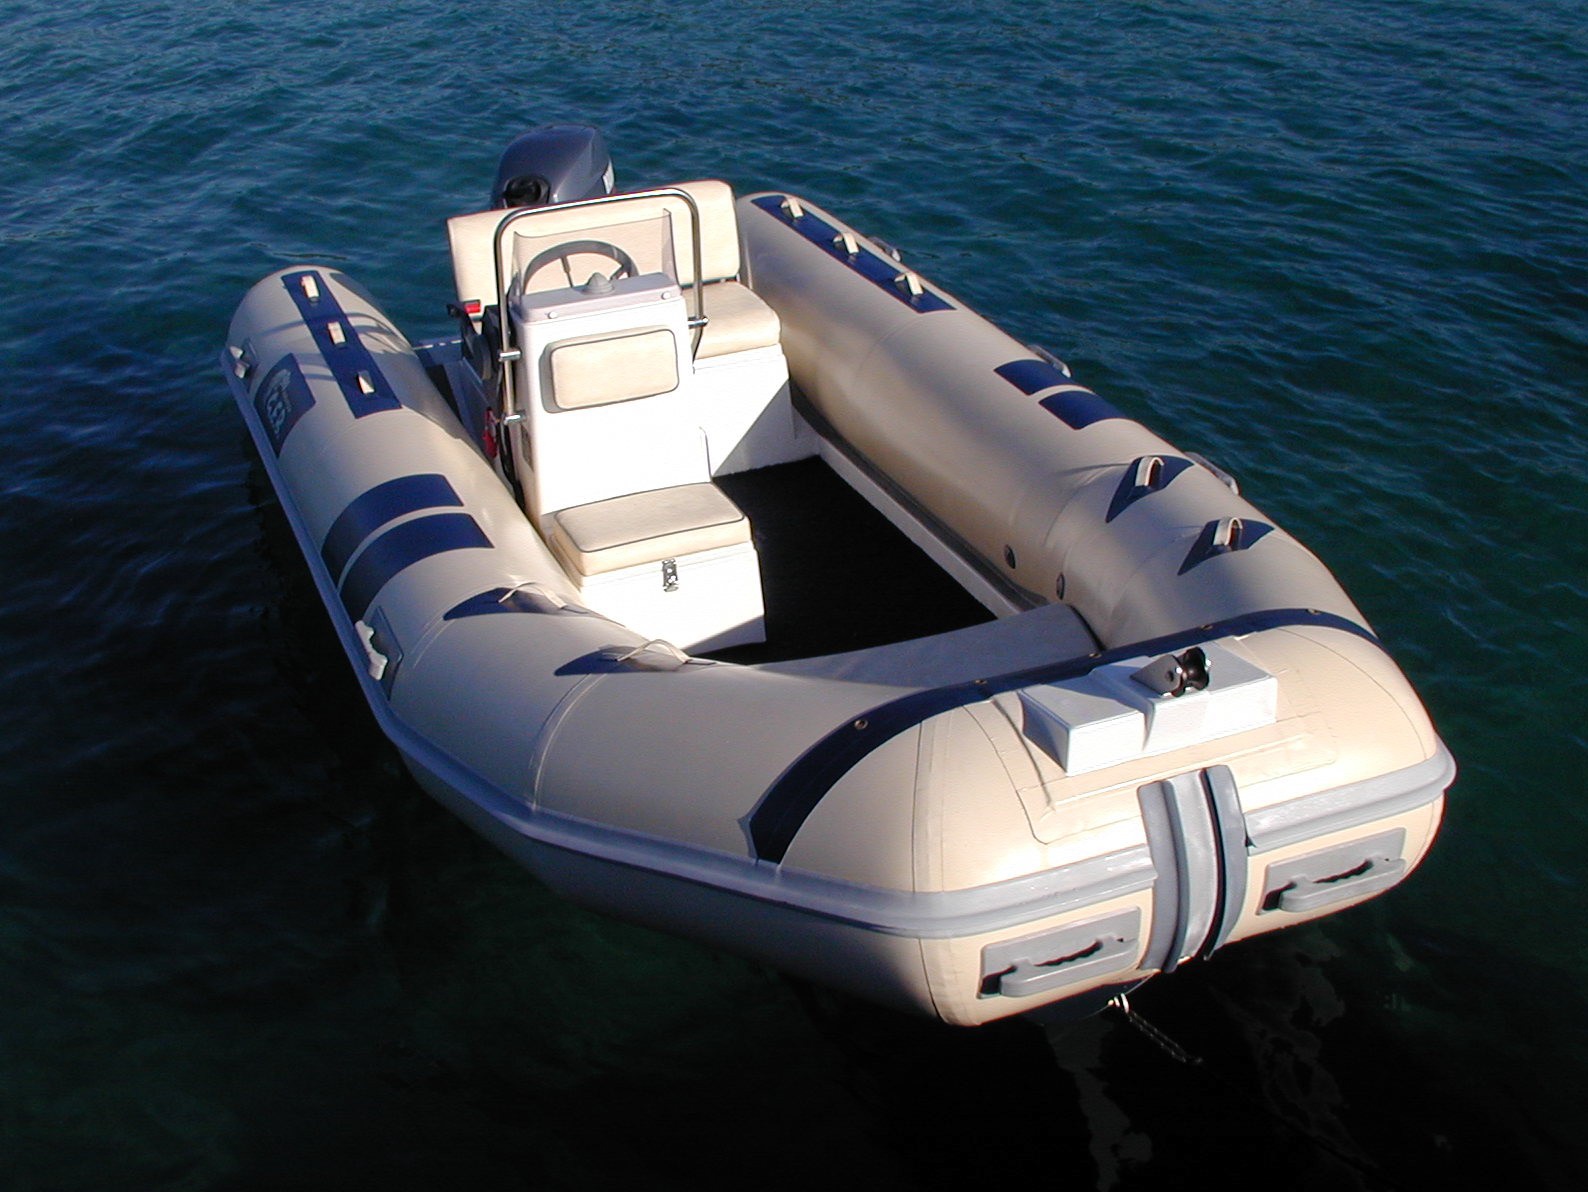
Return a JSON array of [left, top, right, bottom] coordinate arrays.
[[252, 355, 316, 454], [751, 195, 953, 314], [281, 269, 402, 418], [321, 474, 464, 585], [995, 359, 1123, 430]]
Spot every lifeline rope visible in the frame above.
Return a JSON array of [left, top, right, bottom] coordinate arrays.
[[1108, 994, 1203, 1066], [1103, 993, 1401, 1189]]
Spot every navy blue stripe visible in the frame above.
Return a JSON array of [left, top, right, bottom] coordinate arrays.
[[994, 358, 1123, 428], [338, 513, 491, 621], [281, 270, 402, 418], [1038, 387, 1123, 429], [320, 474, 463, 583], [751, 196, 952, 313], [996, 359, 1069, 395], [747, 607, 1379, 863]]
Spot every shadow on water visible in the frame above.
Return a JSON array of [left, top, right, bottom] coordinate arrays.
[[1048, 932, 1579, 1192], [228, 460, 1582, 1191], [29, 369, 1520, 1192], [0, 435, 1530, 1192], [786, 980, 1100, 1189], [764, 916, 1583, 1192]]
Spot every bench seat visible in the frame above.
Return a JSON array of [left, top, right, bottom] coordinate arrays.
[[697, 281, 781, 359], [547, 482, 751, 577]]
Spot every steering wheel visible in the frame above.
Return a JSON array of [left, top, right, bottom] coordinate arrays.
[[520, 239, 640, 290]]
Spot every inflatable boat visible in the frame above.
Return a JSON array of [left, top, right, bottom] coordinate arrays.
[[222, 125, 1452, 1026]]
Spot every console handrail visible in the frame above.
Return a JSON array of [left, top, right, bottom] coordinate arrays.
[[490, 187, 706, 426]]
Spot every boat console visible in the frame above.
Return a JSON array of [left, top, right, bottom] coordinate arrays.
[[441, 178, 808, 652]]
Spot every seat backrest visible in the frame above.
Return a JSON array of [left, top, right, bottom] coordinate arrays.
[[546, 327, 680, 410], [445, 180, 742, 316], [669, 179, 741, 285]]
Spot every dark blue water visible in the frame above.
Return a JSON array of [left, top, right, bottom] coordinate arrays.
[[3, 1, 1585, 1187]]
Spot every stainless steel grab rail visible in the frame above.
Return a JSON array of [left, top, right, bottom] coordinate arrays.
[[489, 187, 706, 427]]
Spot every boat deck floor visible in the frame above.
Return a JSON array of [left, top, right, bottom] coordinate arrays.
[[417, 340, 993, 664], [707, 458, 993, 665]]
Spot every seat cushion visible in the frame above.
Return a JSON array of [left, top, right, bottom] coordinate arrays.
[[548, 327, 680, 409], [547, 483, 751, 576], [696, 281, 782, 359]]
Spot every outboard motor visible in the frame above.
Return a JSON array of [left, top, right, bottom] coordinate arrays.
[[490, 124, 614, 209]]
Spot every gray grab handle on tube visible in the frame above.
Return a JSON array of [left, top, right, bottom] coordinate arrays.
[[980, 907, 1141, 999], [1262, 829, 1408, 915]]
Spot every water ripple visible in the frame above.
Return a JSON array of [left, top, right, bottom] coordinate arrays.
[[3, 0, 1587, 1186]]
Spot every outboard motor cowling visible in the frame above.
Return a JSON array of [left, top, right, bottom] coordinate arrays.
[[490, 124, 614, 208]]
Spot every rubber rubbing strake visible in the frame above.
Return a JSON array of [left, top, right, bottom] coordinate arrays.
[[1136, 766, 1249, 973]]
